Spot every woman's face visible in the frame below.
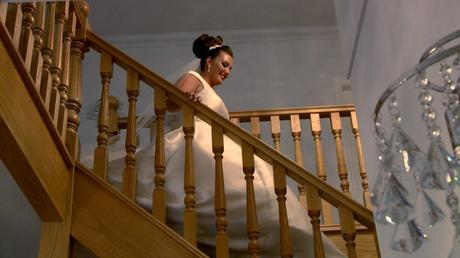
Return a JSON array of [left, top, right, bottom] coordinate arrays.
[[207, 51, 233, 87]]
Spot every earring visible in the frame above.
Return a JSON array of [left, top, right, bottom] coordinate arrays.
[[207, 65, 211, 73]]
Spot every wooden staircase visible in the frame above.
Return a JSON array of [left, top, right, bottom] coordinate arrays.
[[72, 163, 207, 257], [0, 8, 206, 256], [0, 1, 379, 257]]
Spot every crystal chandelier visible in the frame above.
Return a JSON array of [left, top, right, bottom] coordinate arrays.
[[372, 30, 460, 256]]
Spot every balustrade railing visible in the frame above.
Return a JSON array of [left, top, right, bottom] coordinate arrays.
[[0, 0, 88, 161], [229, 105, 372, 217]]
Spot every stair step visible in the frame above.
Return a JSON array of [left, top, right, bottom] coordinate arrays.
[[322, 224, 379, 258]]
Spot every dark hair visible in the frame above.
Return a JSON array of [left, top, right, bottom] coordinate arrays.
[[192, 34, 233, 71]]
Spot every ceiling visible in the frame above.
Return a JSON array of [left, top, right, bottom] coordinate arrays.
[[87, 0, 337, 36]]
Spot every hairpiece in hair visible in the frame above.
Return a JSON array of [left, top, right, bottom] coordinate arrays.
[[209, 44, 222, 51]]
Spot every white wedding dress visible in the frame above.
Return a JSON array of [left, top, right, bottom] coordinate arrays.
[[107, 71, 344, 257]]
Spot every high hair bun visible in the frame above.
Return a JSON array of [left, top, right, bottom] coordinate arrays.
[[193, 34, 224, 59]]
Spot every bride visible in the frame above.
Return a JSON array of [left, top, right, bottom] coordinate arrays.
[[107, 34, 344, 257]]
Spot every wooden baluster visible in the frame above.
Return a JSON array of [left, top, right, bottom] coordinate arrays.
[[40, 2, 55, 110], [65, 13, 87, 160], [290, 114, 307, 210], [18, 3, 35, 71], [108, 96, 120, 138], [250, 116, 261, 139], [350, 111, 372, 208], [306, 183, 325, 258], [338, 205, 358, 258], [241, 142, 260, 257], [57, 9, 76, 140], [49, 1, 69, 123], [93, 52, 112, 180], [5, 3, 22, 48], [212, 123, 229, 258], [310, 113, 333, 224], [30, 1, 45, 89], [122, 69, 139, 200], [153, 88, 166, 222], [330, 112, 351, 197], [270, 115, 281, 151], [273, 162, 293, 258], [0, 3, 7, 23], [65, 54, 82, 159], [149, 119, 157, 142], [290, 115, 304, 166], [230, 117, 240, 126], [183, 105, 196, 245]]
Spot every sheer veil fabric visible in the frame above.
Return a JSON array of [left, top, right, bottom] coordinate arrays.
[[135, 59, 201, 134], [79, 60, 201, 166], [105, 67, 345, 257]]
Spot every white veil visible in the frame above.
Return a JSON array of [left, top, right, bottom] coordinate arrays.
[[134, 58, 201, 135]]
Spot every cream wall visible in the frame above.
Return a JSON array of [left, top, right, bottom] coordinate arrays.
[[334, 0, 460, 257]]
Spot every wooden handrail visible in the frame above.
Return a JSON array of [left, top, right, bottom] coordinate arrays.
[[71, 0, 90, 32], [229, 104, 356, 121], [85, 31, 374, 229]]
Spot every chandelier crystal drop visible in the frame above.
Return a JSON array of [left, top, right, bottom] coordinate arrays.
[[372, 29, 460, 254]]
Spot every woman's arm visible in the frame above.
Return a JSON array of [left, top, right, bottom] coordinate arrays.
[[166, 73, 204, 112]]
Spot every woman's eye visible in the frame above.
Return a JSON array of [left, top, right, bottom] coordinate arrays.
[[221, 61, 232, 71]]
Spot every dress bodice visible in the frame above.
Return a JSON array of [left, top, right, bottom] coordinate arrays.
[[187, 71, 230, 120]]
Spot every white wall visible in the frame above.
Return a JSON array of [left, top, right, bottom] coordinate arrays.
[[333, 0, 365, 78], [0, 161, 41, 258], [334, 0, 460, 257]]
